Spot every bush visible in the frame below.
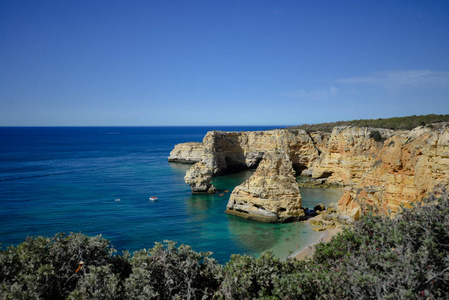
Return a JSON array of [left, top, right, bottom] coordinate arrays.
[[0, 233, 121, 299], [311, 185, 449, 299], [218, 251, 299, 299], [126, 241, 221, 299], [292, 114, 449, 132]]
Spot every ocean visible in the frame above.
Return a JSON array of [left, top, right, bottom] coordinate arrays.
[[0, 126, 343, 263]]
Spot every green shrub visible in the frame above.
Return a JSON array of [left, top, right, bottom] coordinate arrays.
[[292, 114, 449, 132], [218, 251, 299, 299], [127, 241, 222, 299], [0, 233, 120, 299], [311, 186, 449, 299]]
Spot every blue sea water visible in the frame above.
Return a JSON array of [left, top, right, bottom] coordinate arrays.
[[0, 126, 343, 263]]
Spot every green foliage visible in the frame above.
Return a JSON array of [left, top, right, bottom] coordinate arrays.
[[292, 114, 449, 132], [0, 233, 119, 300], [1, 187, 448, 299], [67, 265, 121, 300], [126, 241, 221, 299], [219, 251, 299, 299], [311, 186, 449, 299]]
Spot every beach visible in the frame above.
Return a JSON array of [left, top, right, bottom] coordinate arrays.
[[293, 215, 343, 261]]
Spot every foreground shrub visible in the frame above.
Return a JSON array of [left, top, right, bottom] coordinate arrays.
[[0, 233, 121, 299], [312, 186, 449, 299], [218, 251, 300, 299], [125, 241, 221, 299]]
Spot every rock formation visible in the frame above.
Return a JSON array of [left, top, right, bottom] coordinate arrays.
[[168, 142, 204, 163], [337, 124, 449, 217], [169, 123, 449, 222], [310, 126, 394, 184], [171, 129, 323, 193], [184, 161, 216, 193], [225, 150, 305, 223]]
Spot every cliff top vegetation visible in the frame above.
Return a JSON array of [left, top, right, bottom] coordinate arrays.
[[291, 114, 449, 133]]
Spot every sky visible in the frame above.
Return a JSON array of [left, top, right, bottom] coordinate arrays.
[[1, 0, 449, 126]]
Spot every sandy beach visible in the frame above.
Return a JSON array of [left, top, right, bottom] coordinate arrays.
[[293, 215, 343, 261]]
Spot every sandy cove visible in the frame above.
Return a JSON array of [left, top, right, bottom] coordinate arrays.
[[292, 214, 343, 261]]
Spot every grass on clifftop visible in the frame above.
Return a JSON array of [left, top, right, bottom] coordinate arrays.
[[292, 113, 449, 132], [1, 186, 448, 299]]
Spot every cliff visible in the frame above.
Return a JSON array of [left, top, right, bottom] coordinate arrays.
[[169, 123, 449, 222], [178, 129, 324, 193], [338, 124, 449, 217], [168, 142, 204, 163], [310, 126, 394, 184]]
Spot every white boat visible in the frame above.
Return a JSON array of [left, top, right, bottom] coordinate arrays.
[[149, 196, 158, 201]]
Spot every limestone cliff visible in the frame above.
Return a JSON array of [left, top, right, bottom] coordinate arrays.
[[338, 124, 449, 217], [225, 150, 305, 223], [171, 129, 323, 193], [168, 142, 204, 163], [310, 126, 394, 184], [169, 123, 449, 222]]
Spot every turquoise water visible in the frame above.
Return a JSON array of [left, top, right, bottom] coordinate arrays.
[[0, 127, 343, 263]]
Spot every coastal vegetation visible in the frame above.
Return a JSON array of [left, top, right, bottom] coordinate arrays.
[[1, 187, 448, 299], [291, 113, 449, 132]]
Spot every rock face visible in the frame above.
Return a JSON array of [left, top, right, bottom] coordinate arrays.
[[171, 129, 324, 193], [169, 123, 449, 221], [310, 126, 394, 184], [184, 161, 216, 193], [338, 124, 449, 216], [225, 150, 305, 223], [168, 142, 204, 163]]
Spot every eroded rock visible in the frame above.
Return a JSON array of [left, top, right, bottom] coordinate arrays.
[[168, 142, 205, 163], [184, 161, 216, 193], [170, 123, 449, 220], [225, 150, 305, 223]]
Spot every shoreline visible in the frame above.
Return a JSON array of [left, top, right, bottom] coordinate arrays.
[[291, 215, 343, 261]]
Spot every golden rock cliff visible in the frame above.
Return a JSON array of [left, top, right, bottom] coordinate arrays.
[[169, 123, 449, 221], [168, 142, 204, 163], [310, 126, 394, 184], [338, 124, 449, 217], [179, 129, 322, 193]]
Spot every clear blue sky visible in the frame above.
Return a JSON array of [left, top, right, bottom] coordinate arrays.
[[1, 0, 448, 126]]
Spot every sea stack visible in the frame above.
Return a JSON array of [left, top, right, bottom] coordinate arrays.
[[225, 150, 305, 223], [184, 161, 216, 193]]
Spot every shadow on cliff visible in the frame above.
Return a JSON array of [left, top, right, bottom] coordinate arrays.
[[214, 135, 263, 175]]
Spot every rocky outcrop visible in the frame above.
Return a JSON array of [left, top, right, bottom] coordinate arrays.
[[184, 161, 216, 193], [201, 129, 324, 175], [169, 123, 449, 221], [310, 126, 394, 184], [225, 150, 305, 223], [168, 142, 204, 163], [338, 124, 449, 216], [173, 129, 323, 193]]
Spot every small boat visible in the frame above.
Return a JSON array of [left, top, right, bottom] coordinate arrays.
[[149, 196, 158, 201], [115, 198, 121, 202]]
